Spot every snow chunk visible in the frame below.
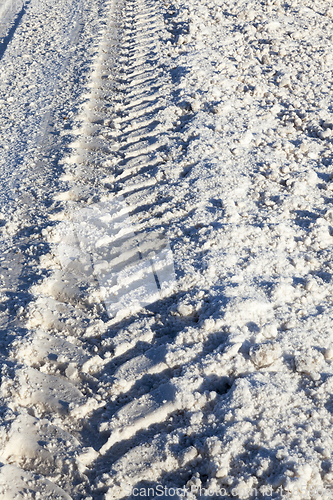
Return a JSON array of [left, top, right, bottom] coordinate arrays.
[[179, 446, 198, 466], [12, 367, 86, 415], [295, 349, 325, 376], [324, 345, 333, 360], [249, 342, 281, 368], [266, 21, 280, 32]]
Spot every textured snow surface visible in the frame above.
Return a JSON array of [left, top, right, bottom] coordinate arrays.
[[1, 0, 333, 497]]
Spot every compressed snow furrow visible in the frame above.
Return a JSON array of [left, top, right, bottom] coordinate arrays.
[[0, 0, 121, 496], [0, 0, 30, 63], [37, 0, 199, 496], [102, 438, 179, 500], [0, 0, 83, 214]]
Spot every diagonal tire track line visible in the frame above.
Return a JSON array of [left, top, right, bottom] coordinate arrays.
[[37, 0, 184, 497]]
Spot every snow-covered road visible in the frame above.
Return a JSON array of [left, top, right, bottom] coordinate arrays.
[[1, 0, 333, 497]]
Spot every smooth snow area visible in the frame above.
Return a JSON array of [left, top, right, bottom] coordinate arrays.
[[1, 0, 333, 498]]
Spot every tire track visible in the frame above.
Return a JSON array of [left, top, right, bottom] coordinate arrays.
[[59, 0, 215, 498]]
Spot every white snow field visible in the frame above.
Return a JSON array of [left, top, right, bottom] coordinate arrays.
[[1, 0, 333, 497]]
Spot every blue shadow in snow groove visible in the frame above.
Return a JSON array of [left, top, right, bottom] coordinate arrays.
[[0, 1, 29, 62]]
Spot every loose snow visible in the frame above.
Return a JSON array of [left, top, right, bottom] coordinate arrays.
[[1, 0, 333, 498]]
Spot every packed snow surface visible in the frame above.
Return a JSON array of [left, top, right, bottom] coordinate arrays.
[[1, 0, 333, 497]]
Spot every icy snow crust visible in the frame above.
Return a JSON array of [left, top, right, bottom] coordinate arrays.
[[1, 0, 333, 497]]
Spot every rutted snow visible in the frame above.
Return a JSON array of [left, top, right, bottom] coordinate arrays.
[[1, 0, 333, 497]]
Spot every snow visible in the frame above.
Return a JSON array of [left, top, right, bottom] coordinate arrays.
[[1, 0, 333, 497]]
